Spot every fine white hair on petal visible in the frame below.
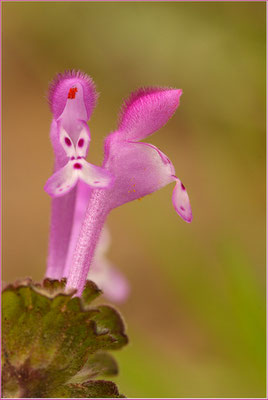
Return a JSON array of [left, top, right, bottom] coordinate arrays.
[[48, 69, 98, 120], [116, 86, 182, 141]]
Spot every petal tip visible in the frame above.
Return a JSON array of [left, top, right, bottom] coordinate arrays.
[[44, 183, 73, 198], [172, 178, 193, 223], [48, 69, 98, 120], [177, 88, 183, 99], [44, 163, 78, 198], [116, 86, 183, 141], [182, 212, 193, 223]]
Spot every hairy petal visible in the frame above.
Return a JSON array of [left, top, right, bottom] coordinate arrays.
[[48, 69, 98, 121], [113, 87, 182, 141]]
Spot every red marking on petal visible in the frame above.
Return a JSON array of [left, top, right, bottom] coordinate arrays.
[[71, 156, 75, 160], [181, 182, 186, 190], [65, 137, 72, 146], [74, 163, 82, 169], [48, 70, 98, 119], [180, 206, 185, 211], [78, 138, 84, 147], [68, 87, 78, 99], [94, 181, 100, 184]]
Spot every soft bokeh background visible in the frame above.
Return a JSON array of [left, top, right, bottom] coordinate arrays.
[[2, 2, 266, 398]]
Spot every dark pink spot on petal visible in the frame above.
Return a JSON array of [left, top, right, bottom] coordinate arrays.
[[74, 163, 82, 169], [78, 138, 84, 148], [94, 181, 100, 184], [71, 156, 75, 160], [77, 156, 82, 159], [180, 206, 185, 211], [59, 188, 63, 191], [65, 137, 72, 146], [181, 182, 186, 190]]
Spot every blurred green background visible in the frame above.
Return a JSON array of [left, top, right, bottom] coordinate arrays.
[[2, 2, 266, 398]]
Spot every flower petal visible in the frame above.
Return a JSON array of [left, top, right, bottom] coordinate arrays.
[[48, 70, 98, 121], [79, 160, 114, 188], [112, 87, 182, 141], [172, 178, 193, 223], [44, 162, 78, 197], [75, 123, 90, 157], [59, 126, 76, 158], [104, 141, 174, 209]]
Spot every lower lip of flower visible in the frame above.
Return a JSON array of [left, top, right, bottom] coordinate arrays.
[[74, 163, 82, 169]]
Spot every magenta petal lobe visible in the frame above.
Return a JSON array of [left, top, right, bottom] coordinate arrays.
[[172, 178, 193, 223], [44, 162, 78, 198], [79, 160, 114, 189], [116, 87, 182, 141]]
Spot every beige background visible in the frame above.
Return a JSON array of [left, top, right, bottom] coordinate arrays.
[[3, 2, 266, 397]]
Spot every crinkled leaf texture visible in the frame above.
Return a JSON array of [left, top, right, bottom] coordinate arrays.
[[2, 278, 128, 398]]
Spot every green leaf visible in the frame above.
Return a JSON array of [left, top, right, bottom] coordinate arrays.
[[81, 280, 103, 307], [49, 380, 124, 398], [2, 279, 127, 398], [91, 305, 128, 350], [69, 352, 119, 383]]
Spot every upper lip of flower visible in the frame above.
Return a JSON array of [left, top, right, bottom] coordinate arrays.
[[48, 69, 98, 121], [44, 74, 114, 198]]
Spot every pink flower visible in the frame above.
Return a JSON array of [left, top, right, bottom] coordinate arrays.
[[45, 71, 113, 279], [45, 71, 113, 196], [44, 71, 192, 298], [62, 84, 193, 296]]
